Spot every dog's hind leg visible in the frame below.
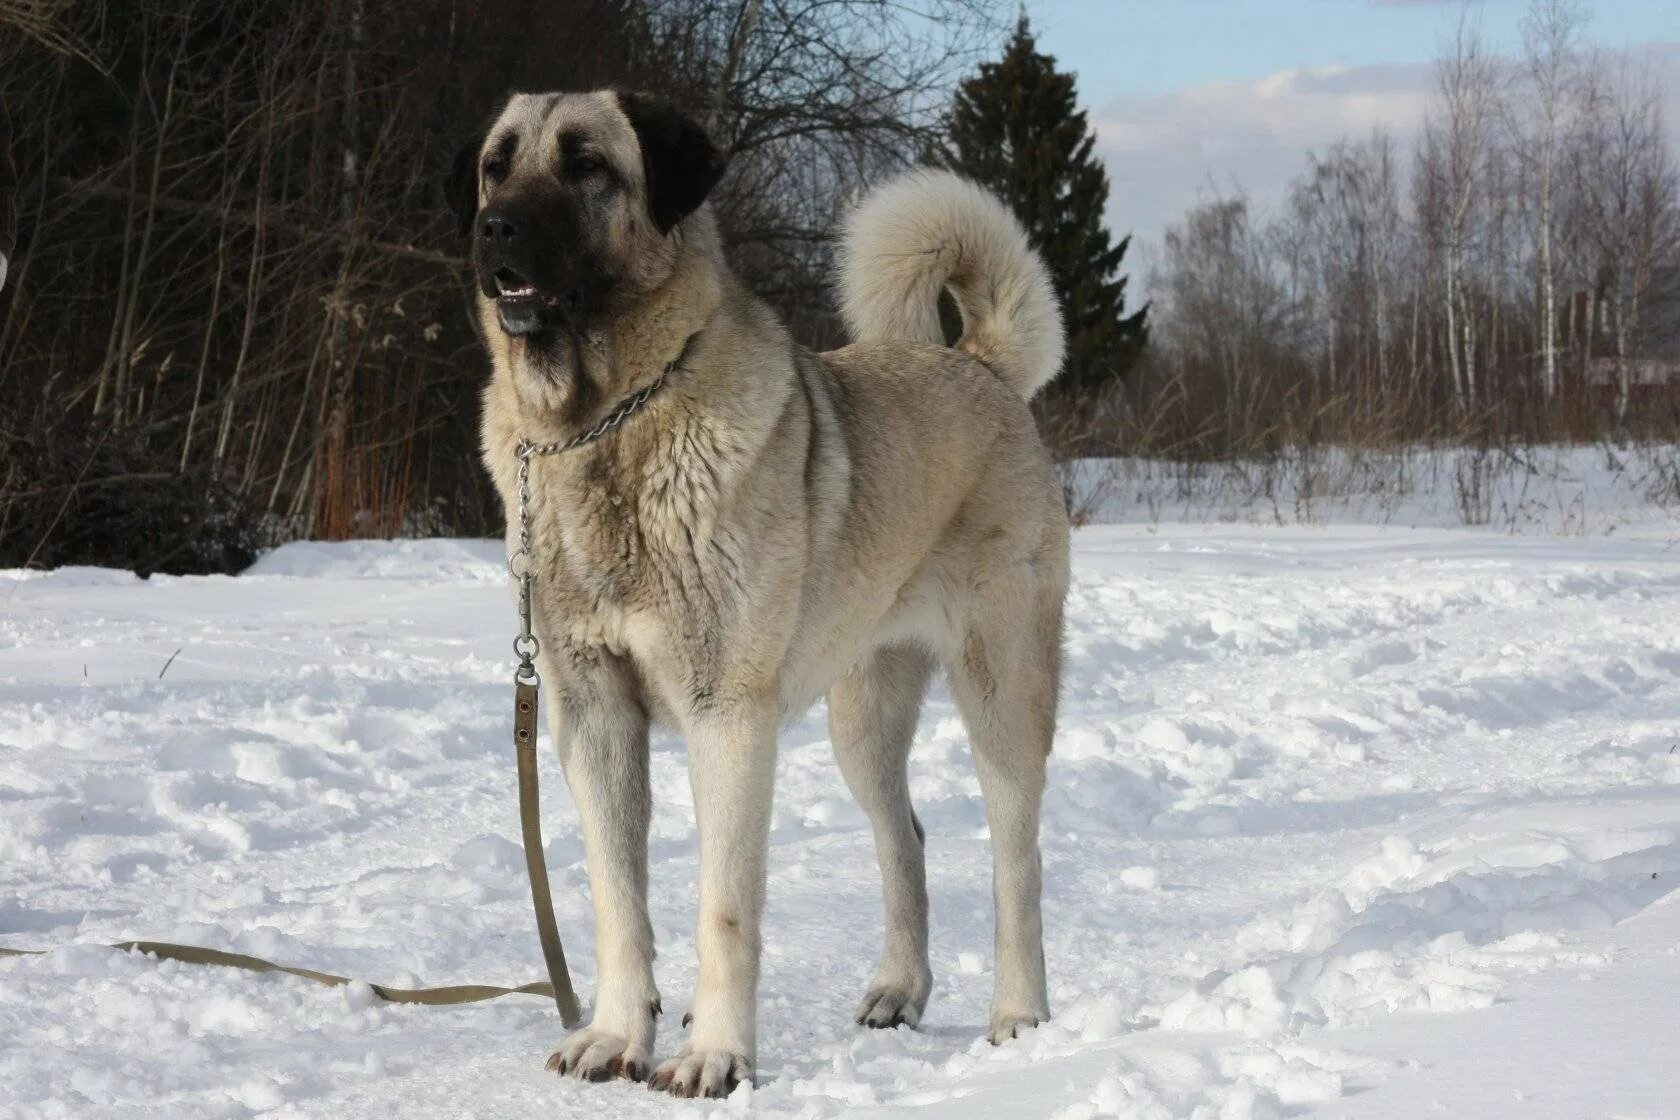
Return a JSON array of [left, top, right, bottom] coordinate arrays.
[[829, 644, 936, 1029], [945, 573, 1061, 1045], [542, 651, 660, 1083]]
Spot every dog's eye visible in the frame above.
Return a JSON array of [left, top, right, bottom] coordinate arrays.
[[567, 153, 604, 178], [482, 156, 509, 184]]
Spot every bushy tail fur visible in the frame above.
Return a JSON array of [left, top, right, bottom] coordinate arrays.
[[836, 169, 1065, 399]]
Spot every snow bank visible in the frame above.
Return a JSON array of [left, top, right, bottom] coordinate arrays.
[[1067, 443, 1680, 535], [246, 538, 506, 581]]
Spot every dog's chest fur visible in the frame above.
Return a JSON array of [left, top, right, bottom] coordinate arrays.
[[517, 396, 760, 694], [558, 410, 735, 600]]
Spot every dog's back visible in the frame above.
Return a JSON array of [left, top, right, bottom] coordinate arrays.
[[791, 170, 1071, 693]]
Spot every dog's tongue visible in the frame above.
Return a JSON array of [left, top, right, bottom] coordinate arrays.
[[496, 295, 547, 336]]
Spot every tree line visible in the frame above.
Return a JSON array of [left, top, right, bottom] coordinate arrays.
[[6, 0, 1671, 573], [1136, 1, 1680, 456]]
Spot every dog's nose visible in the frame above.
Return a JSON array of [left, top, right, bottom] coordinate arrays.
[[479, 213, 521, 245]]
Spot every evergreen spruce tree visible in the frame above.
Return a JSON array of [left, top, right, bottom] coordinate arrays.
[[944, 15, 1146, 398]]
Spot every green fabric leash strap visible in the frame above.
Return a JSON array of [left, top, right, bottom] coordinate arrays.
[[0, 940, 558, 1006], [515, 676, 583, 1027], [0, 683, 584, 1025]]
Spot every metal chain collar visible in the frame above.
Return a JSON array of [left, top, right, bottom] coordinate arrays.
[[506, 364, 676, 684]]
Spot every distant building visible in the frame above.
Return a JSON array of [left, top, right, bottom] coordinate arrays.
[[1584, 356, 1680, 388], [1566, 271, 1680, 399]]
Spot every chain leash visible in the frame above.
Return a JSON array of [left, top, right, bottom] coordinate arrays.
[[506, 369, 670, 688], [501, 358, 680, 1029]]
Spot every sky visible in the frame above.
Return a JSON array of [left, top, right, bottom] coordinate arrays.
[[1026, 0, 1680, 258]]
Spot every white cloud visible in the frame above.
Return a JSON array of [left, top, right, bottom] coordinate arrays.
[[1092, 42, 1680, 257], [1092, 61, 1435, 249]]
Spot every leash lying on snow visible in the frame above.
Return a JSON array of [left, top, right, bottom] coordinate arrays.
[[0, 359, 687, 1022], [0, 692, 579, 1020], [0, 940, 561, 1006]]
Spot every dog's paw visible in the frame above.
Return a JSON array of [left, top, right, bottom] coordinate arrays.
[[545, 1028, 650, 1083], [853, 983, 926, 1030], [987, 1012, 1043, 1045], [648, 1047, 751, 1098]]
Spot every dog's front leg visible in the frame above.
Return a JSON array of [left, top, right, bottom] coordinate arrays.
[[542, 656, 658, 1083], [651, 705, 777, 1098]]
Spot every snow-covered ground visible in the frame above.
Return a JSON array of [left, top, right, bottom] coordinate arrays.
[[1067, 443, 1680, 535], [4, 516, 1680, 1118]]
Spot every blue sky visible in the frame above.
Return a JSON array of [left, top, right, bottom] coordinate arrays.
[[1023, 1, 1680, 252], [1033, 0, 1678, 102]]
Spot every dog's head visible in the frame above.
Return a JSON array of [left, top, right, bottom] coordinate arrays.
[[446, 90, 724, 380]]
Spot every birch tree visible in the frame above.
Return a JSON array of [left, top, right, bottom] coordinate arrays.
[[1417, 15, 1502, 411], [1516, 0, 1584, 399]]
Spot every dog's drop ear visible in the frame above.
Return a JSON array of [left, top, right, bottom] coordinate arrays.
[[444, 134, 484, 239], [616, 91, 726, 235]]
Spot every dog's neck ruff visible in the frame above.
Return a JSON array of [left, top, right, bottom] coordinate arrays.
[[507, 331, 699, 680], [516, 336, 693, 462]]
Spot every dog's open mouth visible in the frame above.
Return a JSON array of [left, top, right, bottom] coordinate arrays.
[[494, 270, 572, 335], [494, 271, 562, 304]]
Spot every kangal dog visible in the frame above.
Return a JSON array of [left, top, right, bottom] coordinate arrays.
[[447, 88, 1069, 1098]]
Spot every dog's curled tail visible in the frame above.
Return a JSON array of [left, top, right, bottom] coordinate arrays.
[[837, 169, 1065, 399]]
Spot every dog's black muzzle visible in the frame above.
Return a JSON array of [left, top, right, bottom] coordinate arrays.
[[473, 199, 604, 337]]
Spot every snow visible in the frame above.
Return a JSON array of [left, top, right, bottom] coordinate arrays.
[[1067, 443, 1680, 535], [3, 514, 1679, 1118]]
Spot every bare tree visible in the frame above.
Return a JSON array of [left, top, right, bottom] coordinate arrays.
[[1134, 6, 1678, 455], [1150, 194, 1305, 447], [0, 0, 1011, 571], [1281, 132, 1409, 415], [1516, 0, 1585, 399], [646, 0, 1005, 337], [0, 0, 99, 67], [1568, 55, 1680, 423], [1417, 12, 1503, 411]]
